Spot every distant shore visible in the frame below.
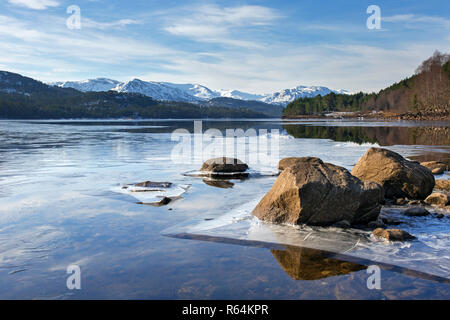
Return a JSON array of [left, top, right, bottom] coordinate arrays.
[[283, 111, 450, 121]]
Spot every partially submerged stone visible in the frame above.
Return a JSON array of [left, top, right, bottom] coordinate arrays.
[[381, 217, 402, 226], [252, 157, 383, 226], [373, 228, 416, 241], [351, 147, 435, 200], [420, 161, 447, 175], [435, 179, 450, 191], [425, 192, 450, 207], [200, 157, 248, 176], [134, 181, 172, 188], [395, 198, 407, 205], [403, 207, 430, 217]]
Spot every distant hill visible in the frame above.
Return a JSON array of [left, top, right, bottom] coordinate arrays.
[[283, 51, 450, 118], [0, 71, 269, 119], [204, 97, 283, 117]]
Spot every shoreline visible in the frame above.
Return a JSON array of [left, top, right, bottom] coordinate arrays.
[[282, 112, 450, 122]]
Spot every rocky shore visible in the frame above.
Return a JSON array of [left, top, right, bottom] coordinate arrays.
[[282, 111, 450, 121], [247, 147, 448, 241]]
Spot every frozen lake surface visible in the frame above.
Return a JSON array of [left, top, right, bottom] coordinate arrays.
[[0, 119, 448, 299]]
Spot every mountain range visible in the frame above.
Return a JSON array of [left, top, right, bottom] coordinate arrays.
[[0, 71, 274, 119], [50, 78, 349, 106]]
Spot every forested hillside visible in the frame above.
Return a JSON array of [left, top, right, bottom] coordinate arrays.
[[283, 51, 450, 118]]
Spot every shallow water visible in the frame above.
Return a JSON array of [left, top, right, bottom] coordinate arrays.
[[0, 119, 449, 299]]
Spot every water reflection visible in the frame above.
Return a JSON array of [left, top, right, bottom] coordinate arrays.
[[284, 125, 450, 146], [271, 245, 366, 280], [202, 178, 235, 189]]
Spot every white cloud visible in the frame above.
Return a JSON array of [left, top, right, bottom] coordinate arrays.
[[163, 4, 280, 47], [83, 18, 141, 30], [8, 0, 59, 10]]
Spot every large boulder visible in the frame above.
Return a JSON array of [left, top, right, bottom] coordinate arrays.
[[278, 157, 304, 171], [200, 157, 248, 174], [252, 157, 384, 226], [351, 148, 435, 200]]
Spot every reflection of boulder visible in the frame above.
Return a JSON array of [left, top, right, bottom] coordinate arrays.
[[252, 157, 383, 226], [271, 246, 366, 280], [351, 148, 435, 199], [202, 178, 235, 189]]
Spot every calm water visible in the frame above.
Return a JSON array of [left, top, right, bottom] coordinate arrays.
[[0, 119, 449, 299]]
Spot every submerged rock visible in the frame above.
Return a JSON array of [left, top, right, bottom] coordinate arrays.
[[200, 157, 248, 176], [420, 161, 447, 175], [380, 217, 402, 226], [252, 157, 383, 226], [351, 147, 435, 200], [425, 192, 450, 207], [373, 228, 416, 241], [395, 198, 407, 206], [403, 207, 430, 217], [435, 179, 450, 191]]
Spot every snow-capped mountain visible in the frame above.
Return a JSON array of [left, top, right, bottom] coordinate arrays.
[[114, 79, 204, 103], [216, 89, 265, 101], [51, 78, 121, 92], [161, 83, 220, 100], [50, 78, 349, 106], [261, 86, 351, 105]]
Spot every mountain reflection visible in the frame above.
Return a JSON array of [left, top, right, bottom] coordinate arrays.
[[271, 246, 366, 280]]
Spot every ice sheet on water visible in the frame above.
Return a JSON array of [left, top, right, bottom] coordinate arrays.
[[111, 183, 190, 204], [162, 199, 450, 281]]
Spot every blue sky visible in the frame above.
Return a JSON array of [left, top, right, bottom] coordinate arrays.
[[0, 0, 449, 93]]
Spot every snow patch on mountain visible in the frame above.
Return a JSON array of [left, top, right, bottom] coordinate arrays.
[[261, 86, 351, 105], [114, 79, 204, 103], [51, 78, 121, 92]]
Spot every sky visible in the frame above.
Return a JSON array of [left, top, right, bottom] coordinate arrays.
[[0, 0, 449, 93]]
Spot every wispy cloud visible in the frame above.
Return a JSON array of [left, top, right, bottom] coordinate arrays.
[[8, 0, 59, 10], [383, 14, 450, 29], [163, 4, 280, 48], [83, 18, 141, 30]]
